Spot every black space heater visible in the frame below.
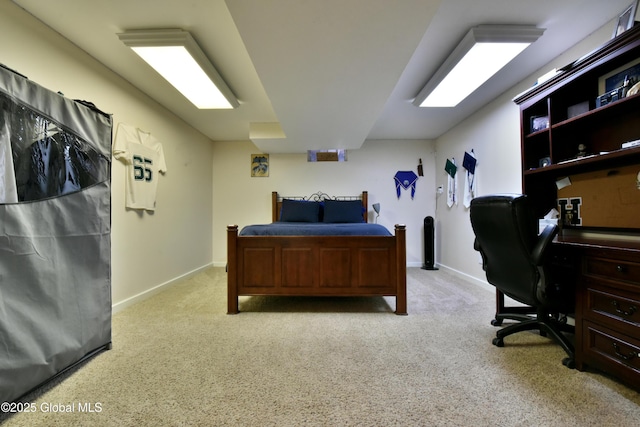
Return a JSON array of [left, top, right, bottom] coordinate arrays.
[[422, 216, 438, 270]]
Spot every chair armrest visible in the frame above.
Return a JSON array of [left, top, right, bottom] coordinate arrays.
[[531, 225, 558, 266], [474, 238, 487, 270]]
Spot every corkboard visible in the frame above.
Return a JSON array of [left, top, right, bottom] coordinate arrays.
[[557, 164, 640, 229]]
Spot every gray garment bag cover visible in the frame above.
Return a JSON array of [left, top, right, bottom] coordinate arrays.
[[0, 65, 112, 403]]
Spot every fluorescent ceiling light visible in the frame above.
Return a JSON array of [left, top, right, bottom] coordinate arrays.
[[414, 25, 544, 108], [117, 29, 239, 109]]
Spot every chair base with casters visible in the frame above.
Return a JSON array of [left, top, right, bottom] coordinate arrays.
[[491, 304, 536, 326], [491, 307, 576, 368]]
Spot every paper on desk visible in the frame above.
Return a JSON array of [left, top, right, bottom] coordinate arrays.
[[539, 208, 559, 234], [544, 208, 559, 219], [556, 177, 571, 190]]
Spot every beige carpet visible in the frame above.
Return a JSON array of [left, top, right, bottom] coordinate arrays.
[[2, 267, 639, 426]]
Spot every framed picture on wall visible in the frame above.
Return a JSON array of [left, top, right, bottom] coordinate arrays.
[[251, 154, 269, 177], [598, 57, 640, 94]]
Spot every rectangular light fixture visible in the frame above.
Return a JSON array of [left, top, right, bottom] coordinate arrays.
[[414, 25, 544, 108], [117, 29, 239, 109]]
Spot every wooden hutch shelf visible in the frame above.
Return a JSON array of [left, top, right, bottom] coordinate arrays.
[[513, 24, 640, 389]]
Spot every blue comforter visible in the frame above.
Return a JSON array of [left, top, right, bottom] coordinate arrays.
[[239, 222, 392, 236]]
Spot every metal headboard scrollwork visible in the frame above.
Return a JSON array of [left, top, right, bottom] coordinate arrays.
[[277, 191, 361, 202]]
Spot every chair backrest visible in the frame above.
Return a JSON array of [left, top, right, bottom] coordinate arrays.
[[469, 194, 540, 305]]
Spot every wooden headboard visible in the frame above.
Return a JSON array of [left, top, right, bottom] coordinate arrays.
[[272, 191, 368, 223]]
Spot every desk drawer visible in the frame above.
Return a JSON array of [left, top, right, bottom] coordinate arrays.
[[584, 256, 640, 286], [583, 321, 640, 388], [585, 286, 640, 331]]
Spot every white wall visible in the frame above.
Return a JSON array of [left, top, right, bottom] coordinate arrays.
[[433, 93, 521, 285], [212, 139, 436, 266], [1, 2, 214, 309], [434, 20, 620, 286]]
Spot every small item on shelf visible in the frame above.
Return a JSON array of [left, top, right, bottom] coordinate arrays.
[[539, 156, 551, 167], [536, 68, 559, 85], [627, 81, 640, 96], [577, 143, 587, 157], [596, 74, 635, 107], [596, 85, 625, 107], [530, 115, 549, 133], [557, 154, 597, 164], [621, 139, 640, 149]]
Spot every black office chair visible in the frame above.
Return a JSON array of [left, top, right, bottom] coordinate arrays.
[[469, 194, 575, 368]]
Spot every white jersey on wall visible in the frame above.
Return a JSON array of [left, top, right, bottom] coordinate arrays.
[[113, 123, 167, 211]]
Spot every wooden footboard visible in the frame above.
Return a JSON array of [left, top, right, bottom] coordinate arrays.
[[227, 224, 407, 315]]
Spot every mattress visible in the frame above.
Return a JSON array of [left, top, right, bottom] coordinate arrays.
[[239, 222, 392, 236]]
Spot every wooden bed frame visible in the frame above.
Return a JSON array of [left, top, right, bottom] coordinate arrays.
[[227, 191, 407, 315]]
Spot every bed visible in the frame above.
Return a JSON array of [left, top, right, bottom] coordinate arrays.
[[226, 191, 407, 315]]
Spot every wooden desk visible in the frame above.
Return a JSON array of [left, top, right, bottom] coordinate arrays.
[[554, 233, 640, 390], [510, 23, 640, 389]]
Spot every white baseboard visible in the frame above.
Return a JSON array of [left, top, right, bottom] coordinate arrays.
[[112, 263, 213, 314], [437, 263, 532, 308], [435, 263, 493, 293]]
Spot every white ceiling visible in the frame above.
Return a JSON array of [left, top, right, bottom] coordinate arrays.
[[13, 0, 633, 153]]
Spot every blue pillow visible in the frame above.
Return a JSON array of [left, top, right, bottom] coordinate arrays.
[[322, 200, 364, 223], [279, 199, 320, 222]]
